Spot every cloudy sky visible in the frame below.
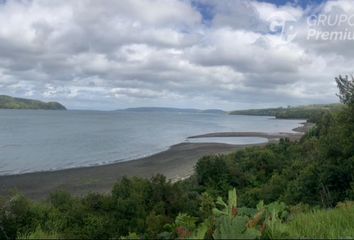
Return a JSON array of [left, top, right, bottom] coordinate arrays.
[[0, 0, 353, 110]]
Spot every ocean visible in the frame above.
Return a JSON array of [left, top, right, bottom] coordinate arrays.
[[0, 110, 303, 175]]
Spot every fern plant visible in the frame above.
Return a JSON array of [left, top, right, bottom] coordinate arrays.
[[252, 200, 289, 239], [167, 213, 209, 239], [212, 188, 261, 239], [212, 188, 238, 218]]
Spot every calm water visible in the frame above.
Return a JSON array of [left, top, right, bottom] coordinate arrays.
[[0, 110, 303, 175]]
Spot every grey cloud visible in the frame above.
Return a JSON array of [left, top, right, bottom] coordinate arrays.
[[0, 0, 349, 110]]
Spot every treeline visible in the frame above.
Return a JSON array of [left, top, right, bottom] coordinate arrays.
[[230, 104, 343, 122], [229, 107, 284, 116], [0, 95, 66, 110], [0, 75, 353, 239]]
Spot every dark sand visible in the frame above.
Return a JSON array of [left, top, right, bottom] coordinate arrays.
[[0, 122, 311, 200]]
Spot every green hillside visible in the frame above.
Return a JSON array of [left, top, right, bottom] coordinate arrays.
[[229, 107, 284, 116], [0, 95, 66, 110], [230, 104, 343, 122]]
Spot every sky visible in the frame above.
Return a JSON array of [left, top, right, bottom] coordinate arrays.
[[0, 0, 353, 110]]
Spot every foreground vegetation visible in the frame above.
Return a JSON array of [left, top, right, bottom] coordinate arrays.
[[0, 95, 66, 110], [0, 75, 353, 239]]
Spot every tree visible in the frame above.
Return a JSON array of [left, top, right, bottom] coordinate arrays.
[[335, 75, 354, 105]]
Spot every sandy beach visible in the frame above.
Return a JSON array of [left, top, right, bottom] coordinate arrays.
[[0, 123, 310, 200]]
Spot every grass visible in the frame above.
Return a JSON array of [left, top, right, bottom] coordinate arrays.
[[18, 227, 60, 240], [285, 202, 354, 239]]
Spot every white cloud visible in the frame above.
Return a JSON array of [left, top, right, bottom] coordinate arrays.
[[0, 0, 351, 110]]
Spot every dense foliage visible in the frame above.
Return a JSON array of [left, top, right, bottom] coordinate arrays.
[[0, 95, 66, 110], [0, 76, 353, 239], [230, 104, 343, 122]]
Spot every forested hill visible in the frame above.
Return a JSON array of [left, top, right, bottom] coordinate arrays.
[[230, 104, 343, 122], [0, 95, 66, 110]]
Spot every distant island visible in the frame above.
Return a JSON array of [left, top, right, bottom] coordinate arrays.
[[230, 103, 343, 122], [120, 107, 225, 114], [0, 95, 66, 110]]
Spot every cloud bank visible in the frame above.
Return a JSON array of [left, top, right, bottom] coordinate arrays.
[[0, 0, 353, 110]]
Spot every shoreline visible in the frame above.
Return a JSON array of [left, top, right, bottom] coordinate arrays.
[[0, 123, 311, 200]]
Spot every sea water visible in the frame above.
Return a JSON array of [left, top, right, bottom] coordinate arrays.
[[0, 110, 303, 175]]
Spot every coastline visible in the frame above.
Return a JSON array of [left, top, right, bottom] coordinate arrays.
[[0, 123, 311, 200]]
